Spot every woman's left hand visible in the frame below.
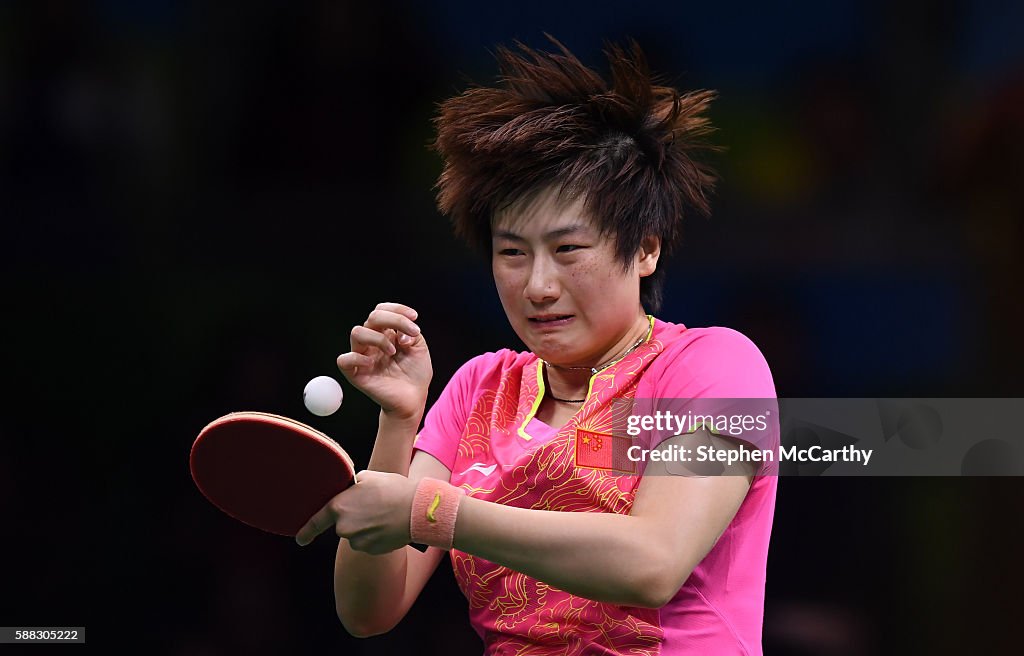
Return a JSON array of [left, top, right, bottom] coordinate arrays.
[[295, 470, 416, 554]]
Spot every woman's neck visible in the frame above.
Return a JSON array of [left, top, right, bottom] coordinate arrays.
[[543, 314, 651, 403]]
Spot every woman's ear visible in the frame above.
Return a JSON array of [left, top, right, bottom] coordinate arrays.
[[636, 235, 662, 278]]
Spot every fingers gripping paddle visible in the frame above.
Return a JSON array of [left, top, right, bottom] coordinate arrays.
[[190, 412, 356, 536]]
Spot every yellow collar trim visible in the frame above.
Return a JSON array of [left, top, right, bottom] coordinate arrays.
[[516, 315, 655, 441]]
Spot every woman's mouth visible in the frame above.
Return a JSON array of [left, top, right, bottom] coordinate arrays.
[[528, 315, 574, 329]]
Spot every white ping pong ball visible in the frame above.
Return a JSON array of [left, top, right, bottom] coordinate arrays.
[[303, 375, 343, 416]]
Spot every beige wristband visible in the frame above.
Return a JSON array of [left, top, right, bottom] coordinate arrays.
[[409, 477, 465, 550]]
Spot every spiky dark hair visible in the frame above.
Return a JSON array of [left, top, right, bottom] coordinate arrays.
[[432, 35, 718, 313]]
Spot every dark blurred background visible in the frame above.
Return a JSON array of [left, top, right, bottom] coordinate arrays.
[[3, 0, 1023, 653]]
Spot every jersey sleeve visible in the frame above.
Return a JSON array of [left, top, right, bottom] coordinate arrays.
[[413, 352, 496, 471], [655, 327, 776, 400], [644, 327, 779, 472]]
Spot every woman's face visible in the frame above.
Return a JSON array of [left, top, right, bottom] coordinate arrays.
[[491, 187, 660, 366]]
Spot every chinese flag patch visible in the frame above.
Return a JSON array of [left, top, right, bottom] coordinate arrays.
[[575, 428, 636, 473]]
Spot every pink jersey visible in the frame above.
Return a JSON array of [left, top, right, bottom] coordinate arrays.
[[414, 317, 778, 655]]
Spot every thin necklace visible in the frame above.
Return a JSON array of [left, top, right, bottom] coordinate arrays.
[[548, 394, 588, 403], [543, 330, 650, 403]]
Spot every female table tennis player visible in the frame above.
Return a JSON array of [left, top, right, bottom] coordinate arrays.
[[296, 36, 778, 655]]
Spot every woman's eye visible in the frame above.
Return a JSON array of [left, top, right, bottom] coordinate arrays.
[[556, 245, 583, 253], [498, 248, 523, 256]]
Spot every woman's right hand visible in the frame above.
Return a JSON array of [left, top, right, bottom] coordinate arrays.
[[336, 302, 432, 422]]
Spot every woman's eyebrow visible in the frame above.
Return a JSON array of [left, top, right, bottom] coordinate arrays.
[[493, 224, 591, 242]]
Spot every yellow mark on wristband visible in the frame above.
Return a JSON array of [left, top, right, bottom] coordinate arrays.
[[426, 491, 442, 523]]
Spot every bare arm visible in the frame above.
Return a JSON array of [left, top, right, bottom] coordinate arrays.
[[296, 302, 450, 637], [332, 447, 451, 637], [453, 429, 755, 608], [305, 430, 755, 615]]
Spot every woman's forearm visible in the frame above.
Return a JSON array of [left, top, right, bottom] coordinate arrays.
[[334, 542, 409, 636], [334, 410, 422, 635], [365, 411, 422, 474], [453, 498, 677, 608]]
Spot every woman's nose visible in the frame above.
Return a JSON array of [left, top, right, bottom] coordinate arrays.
[[524, 256, 560, 302]]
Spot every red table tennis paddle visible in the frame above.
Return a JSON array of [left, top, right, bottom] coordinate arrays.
[[190, 411, 356, 536]]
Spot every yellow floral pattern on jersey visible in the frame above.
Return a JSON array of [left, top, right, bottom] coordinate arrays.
[[450, 328, 670, 655]]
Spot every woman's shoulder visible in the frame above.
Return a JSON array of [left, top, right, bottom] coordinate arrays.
[[460, 347, 536, 370], [649, 319, 775, 396], [450, 347, 538, 390], [654, 318, 764, 357]]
